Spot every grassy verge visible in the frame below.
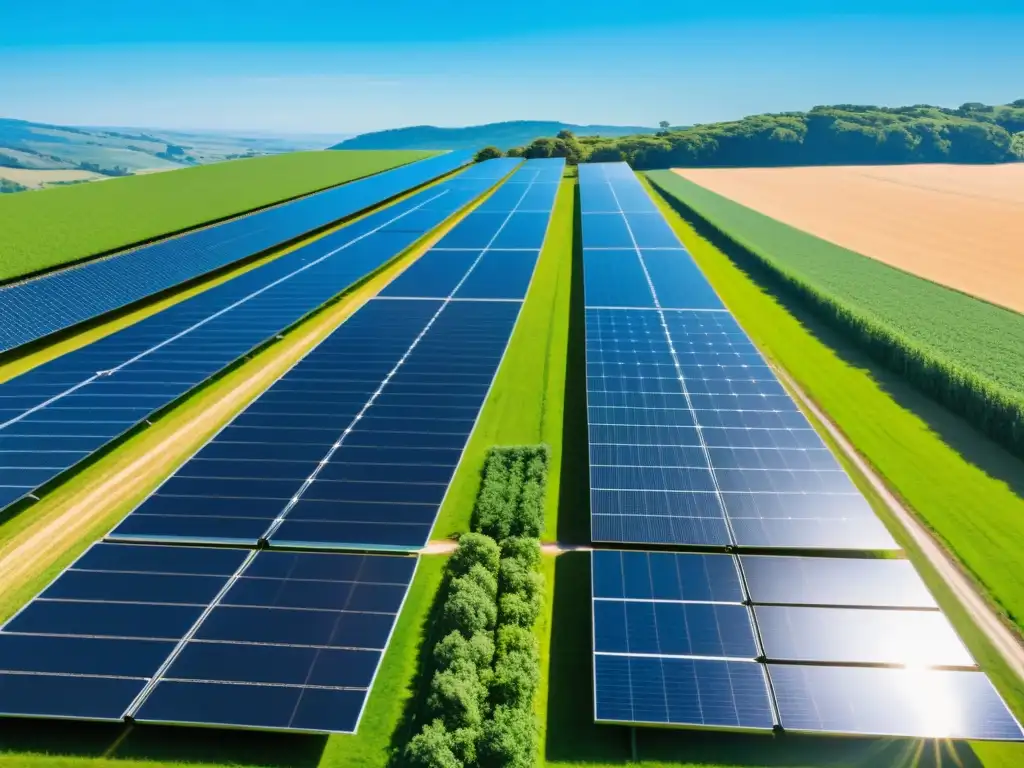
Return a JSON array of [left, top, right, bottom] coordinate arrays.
[[0, 150, 434, 282], [431, 178, 573, 540]]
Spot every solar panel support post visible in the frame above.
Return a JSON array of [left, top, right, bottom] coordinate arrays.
[[630, 727, 638, 761]]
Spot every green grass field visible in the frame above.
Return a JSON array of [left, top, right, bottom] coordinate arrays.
[[0, 150, 434, 283]]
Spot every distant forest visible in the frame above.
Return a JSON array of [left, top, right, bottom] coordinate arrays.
[[497, 101, 1024, 168]]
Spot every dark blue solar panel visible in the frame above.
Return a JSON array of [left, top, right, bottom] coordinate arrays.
[[454, 251, 540, 300], [641, 250, 725, 310], [769, 665, 1024, 740], [110, 159, 561, 551], [380, 250, 479, 298], [0, 159, 516, 516], [582, 213, 634, 248], [0, 543, 416, 734], [594, 655, 774, 730], [0, 152, 478, 354], [591, 550, 742, 602], [583, 250, 655, 307], [625, 213, 680, 248], [594, 600, 757, 657]]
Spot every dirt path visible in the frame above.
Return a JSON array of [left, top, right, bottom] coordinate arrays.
[[674, 164, 1024, 313], [770, 362, 1024, 681]]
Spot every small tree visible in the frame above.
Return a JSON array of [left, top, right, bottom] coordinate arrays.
[[1011, 131, 1024, 160], [475, 146, 503, 162], [659, 120, 671, 130], [443, 576, 498, 636], [478, 705, 537, 768], [450, 532, 501, 577], [404, 719, 461, 768]]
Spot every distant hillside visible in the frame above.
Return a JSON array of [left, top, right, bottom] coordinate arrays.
[[0, 118, 347, 191], [332, 121, 656, 151], [507, 101, 1024, 168]]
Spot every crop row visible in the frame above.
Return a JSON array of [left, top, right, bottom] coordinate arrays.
[[645, 171, 1024, 459]]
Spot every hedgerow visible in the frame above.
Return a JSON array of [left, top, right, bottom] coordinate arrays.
[[406, 444, 548, 767]]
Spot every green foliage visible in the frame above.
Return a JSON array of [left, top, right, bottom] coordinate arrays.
[[647, 171, 1024, 460], [472, 446, 549, 539], [495, 625, 537, 659], [465, 562, 499, 600], [449, 532, 501, 578], [477, 705, 538, 768], [1011, 132, 1024, 160], [0, 178, 26, 195], [499, 558, 544, 604], [404, 719, 462, 768], [505, 100, 1024, 168], [500, 537, 541, 568], [0, 150, 433, 283], [434, 630, 495, 674], [475, 146, 503, 162], [505, 146, 524, 158], [443, 575, 498, 637], [498, 591, 542, 629], [428, 664, 486, 730]]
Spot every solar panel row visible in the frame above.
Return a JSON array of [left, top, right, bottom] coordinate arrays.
[[108, 158, 564, 552], [0, 543, 416, 733], [0, 159, 520, 514], [578, 163, 897, 551], [591, 550, 1023, 740], [0, 151, 476, 355]]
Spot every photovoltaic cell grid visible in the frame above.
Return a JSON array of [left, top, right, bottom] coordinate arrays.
[[0, 158, 520, 515], [578, 162, 897, 551], [0, 543, 416, 733], [590, 549, 1024, 740], [108, 158, 564, 551], [0, 151, 475, 355]]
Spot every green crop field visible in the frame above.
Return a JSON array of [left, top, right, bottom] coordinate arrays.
[[0, 149, 435, 283], [646, 170, 1024, 459]]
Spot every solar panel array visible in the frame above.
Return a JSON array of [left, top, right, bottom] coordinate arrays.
[[0, 158, 519, 514], [108, 158, 563, 551], [591, 550, 1024, 740], [0, 158, 563, 735], [578, 162, 897, 552], [0, 151, 474, 354], [0, 543, 416, 733], [582, 162, 1023, 743]]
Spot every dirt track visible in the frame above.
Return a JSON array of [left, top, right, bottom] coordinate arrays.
[[674, 164, 1024, 313]]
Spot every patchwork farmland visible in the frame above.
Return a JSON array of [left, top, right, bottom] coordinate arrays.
[[0, 148, 1023, 768]]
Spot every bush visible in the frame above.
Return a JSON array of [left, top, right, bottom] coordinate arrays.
[[491, 650, 540, 709], [500, 537, 541, 568], [478, 705, 538, 768], [405, 719, 461, 768], [473, 446, 549, 540], [450, 532, 501, 578], [498, 591, 541, 629], [429, 664, 486, 730], [499, 558, 544, 603], [465, 562, 498, 600], [443, 576, 498, 637], [495, 625, 537, 659], [435, 630, 495, 674], [475, 146, 503, 162]]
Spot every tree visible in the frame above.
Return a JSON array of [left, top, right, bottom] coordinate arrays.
[[555, 129, 576, 140], [1011, 132, 1024, 160], [475, 146, 503, 162], [450, 533, 500, 577], [659, 120, 671, 130], [428, 665, 486, 730], [478, 705, 537, 768], [404, 720, 461, 768], [443, 576, 498, 636], [505, 146, 524, 158]]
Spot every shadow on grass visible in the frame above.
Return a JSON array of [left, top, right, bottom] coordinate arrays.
[[556, 182, 591, 546], [649, 182, 1024, 505], [385, 567, 453, 767], [545, 552, 982, 768], [0, 718, 327, 767]]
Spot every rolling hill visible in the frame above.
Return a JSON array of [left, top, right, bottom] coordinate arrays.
[[331, 120, 656, 151]]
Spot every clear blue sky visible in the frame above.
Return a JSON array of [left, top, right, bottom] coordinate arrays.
[[2, 1, 1022, 134]]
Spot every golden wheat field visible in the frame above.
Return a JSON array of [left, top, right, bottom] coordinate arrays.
[[674, 164, 1024, 313]]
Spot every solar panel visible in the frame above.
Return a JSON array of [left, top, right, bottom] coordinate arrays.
[[755, 606, 975, 668], [0, 542, 417, 734], [108, 158, 564, 551], [0, 152, 478, 355], [579, 162, 898, 552], [769, 665, 1024, 740], [740, 555, 938, 608], [0, 159, 518, 515]]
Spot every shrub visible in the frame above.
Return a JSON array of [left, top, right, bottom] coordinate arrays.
[[435, 630, 495, 674], [443, 577, 498, 637], [464, 562, 498, 600], [500, 537, 541, 568], [495, 625, 538, 659], [498, 591, 541, 628], [490, 650, 540, 709], [405, 719, 461, 768], [478, 705, 538, 768], [499, 558, 544, 603], [450, 532, 501, 577], [428, 664, 486, 730]]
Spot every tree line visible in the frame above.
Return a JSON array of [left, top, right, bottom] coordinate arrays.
[[476, 100, 1024, 168]]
